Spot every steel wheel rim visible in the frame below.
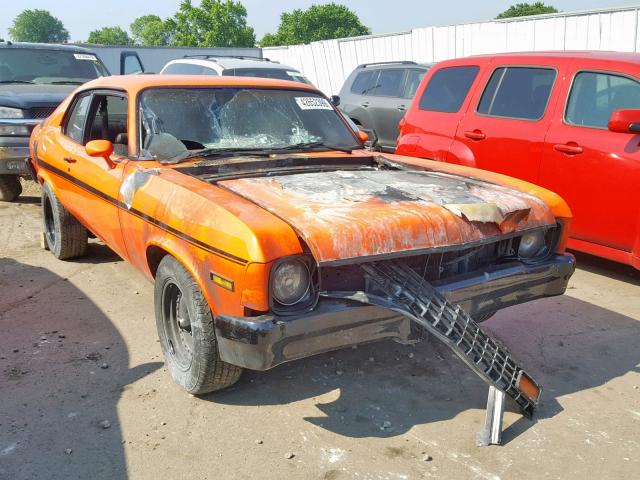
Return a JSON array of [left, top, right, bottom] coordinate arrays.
[[162, 281, 194, 370]]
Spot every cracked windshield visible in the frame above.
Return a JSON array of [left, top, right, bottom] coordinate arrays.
[[0, 49, 109, 84], [139, 88, 360, 162]]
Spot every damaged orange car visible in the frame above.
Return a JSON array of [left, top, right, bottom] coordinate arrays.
[[29, 75, 575, 415]]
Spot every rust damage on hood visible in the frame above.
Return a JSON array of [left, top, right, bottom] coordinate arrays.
[[216, 160, 556, 264]]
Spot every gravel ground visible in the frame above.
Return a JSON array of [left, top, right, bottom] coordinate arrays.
[[1, 180, 639, 480]]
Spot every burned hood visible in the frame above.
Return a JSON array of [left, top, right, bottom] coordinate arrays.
[[219, 169, 556, 264]]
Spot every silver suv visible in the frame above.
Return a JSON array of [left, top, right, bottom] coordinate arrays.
[[334, 61, 430, 152], [160, 56, 313, 85]]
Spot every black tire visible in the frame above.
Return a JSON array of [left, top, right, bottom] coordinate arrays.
[[0, 175, 22, 202], [41, 182, 88, 260], [154, 256, 242, 394]]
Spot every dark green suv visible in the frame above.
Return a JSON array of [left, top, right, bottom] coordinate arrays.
[[0, 41, 109, 201]]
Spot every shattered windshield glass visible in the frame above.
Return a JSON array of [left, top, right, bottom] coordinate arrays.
[[139, 88, 361, 162]]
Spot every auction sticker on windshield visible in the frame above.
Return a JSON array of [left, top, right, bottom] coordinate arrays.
[[74, 53, 98, 61], [295, 97, 332, 110]]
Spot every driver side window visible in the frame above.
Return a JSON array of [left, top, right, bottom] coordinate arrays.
[[85, 94, 129, 155]]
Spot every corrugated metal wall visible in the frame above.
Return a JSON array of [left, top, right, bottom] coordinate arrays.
[[264, 6, 640, 94]]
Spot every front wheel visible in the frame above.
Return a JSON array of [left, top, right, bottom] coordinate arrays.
[[154, 256, 242, 394], [41, 182, 88, 260]]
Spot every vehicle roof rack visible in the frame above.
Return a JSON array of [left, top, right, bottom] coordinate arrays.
[[182, 54, 273, 62], [357, 60, 417, 68]]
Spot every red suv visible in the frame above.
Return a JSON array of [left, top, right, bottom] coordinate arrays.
[[397, 51, 640, 269]]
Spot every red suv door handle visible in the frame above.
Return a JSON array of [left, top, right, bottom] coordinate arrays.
[[553, 143, 583, 155], [464, 130, 486, 141]]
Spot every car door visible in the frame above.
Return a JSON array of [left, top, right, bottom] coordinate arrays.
[[454, 60, 567, 184], [540, 65, 640, 254], [55, 90, 129, 258], [340, 69, 376, 130], [367, 68, 408, 150], [397, 63, 482, 161]]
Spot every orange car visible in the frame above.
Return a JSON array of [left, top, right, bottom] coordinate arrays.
[[29, 75, 574, 403]]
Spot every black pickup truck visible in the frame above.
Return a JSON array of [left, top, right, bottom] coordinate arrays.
[[0, 42, 110, 201]]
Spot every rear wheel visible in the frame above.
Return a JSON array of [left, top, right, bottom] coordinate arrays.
[[0, 175, 22, 202], [154, 256, 242, 394], [41, 182, 88, 260]]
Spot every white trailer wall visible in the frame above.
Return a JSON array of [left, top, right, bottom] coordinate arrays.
[[264, 6, 640, 94]]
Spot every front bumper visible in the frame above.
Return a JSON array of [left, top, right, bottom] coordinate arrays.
[[215, 254, 575, 370], [0, 119, 41, 175]]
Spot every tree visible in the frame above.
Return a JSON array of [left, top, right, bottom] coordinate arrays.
[[86, 27, 132, 46], [8, 9, 69, 43], [496, 2, 558, 19], [130, 15, 173, 46], [171, 0, 255, 47], [260, 3, 370, 47]]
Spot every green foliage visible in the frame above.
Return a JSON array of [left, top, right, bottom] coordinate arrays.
[[260, 3, 370, 47], [130, 15, 173, 46], [496, 2, 558, 19], [86, 27, 132, 46], [171, 0, 255, 47], [9, 9, 69, 43]]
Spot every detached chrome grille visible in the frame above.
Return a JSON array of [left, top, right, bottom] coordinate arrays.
[[27, 106, 56, 119]]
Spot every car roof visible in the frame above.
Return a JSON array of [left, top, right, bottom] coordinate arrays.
[[448, 50, 640, 63], [169, 56, 299, 71], [76, 74, 318, 96], [0, 41, 97, 53], [355, 61, 432, 70]]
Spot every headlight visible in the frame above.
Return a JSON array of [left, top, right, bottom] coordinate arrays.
[[0, 107, 24, 118], [518, 231, 547, 258], [271, 258, 311, 306]]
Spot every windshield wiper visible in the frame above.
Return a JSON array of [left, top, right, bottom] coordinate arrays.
[[267, 141, 354, 154], [166, 143, 354, 164], [0, 80, 35, 84], [164, 147, 274, 164]]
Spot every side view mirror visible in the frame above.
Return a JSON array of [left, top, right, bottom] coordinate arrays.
[[330, 95, 341, 107], [357, 130, 369, 143], [86, 140, 116, 169], [608, 109, 640, 133]]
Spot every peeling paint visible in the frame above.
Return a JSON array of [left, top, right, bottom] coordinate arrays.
[[120, 168, 160, 209], [221, 169, 555, 263]]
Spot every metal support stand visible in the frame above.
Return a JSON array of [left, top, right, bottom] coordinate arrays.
[[476, 386, 506, 447]]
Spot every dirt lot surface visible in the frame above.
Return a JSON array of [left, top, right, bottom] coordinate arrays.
[[1, 181, 639, 480]]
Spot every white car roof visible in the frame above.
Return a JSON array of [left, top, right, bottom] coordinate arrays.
[[161, 57, 301, 73]]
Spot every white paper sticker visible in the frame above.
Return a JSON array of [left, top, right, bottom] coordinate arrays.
[[74, 53, 98, 61], [295, 97, 332, 110], [286, 71, 299, 77]]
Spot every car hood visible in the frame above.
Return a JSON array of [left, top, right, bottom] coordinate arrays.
[[219, 168, 556, 265], [0, 84, 75, 109]]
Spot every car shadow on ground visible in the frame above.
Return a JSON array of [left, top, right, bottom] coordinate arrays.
[[0, 258, 160, 480], [210, 274, 639, 445]]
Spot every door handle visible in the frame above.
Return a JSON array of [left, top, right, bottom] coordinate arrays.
[[464, 130, 486, 141], [63, 157, 77, 164], [361, 102, 369, 108], [397, 105, 407, 112], [553, 143, 583, 155]]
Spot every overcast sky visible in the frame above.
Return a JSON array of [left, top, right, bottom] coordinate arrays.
[[2, 0, 639, 42]]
